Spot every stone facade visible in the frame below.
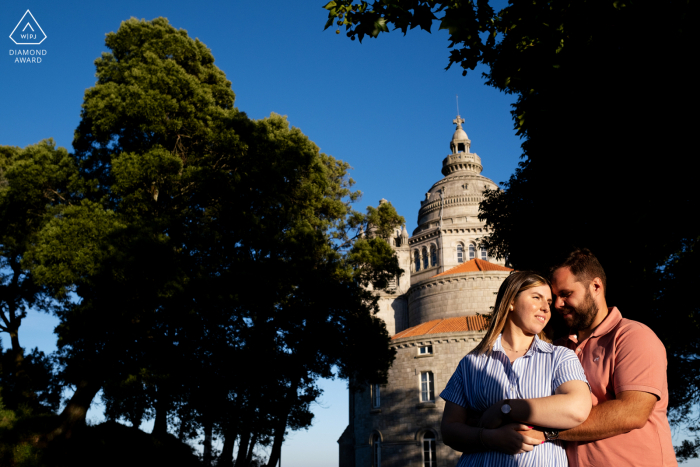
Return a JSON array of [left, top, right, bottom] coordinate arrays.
[[407, 271, 510, 326], [338, 116, 511, 467]]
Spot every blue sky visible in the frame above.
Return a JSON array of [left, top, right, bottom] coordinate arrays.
[[2, 1, 694, 466]]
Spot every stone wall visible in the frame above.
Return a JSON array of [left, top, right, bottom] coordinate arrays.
[[376, 295, 409, 336], [407, 271, 510, 326], [348, 331, 485, 467]]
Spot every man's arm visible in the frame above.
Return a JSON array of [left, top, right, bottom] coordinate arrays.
[[558, 390, 657, 441]]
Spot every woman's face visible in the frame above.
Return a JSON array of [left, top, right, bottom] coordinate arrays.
[[508, 284, 552, 336]]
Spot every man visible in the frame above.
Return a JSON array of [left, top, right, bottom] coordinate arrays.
[[549, 248, 677, 466]]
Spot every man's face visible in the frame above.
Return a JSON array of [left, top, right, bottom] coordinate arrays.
[[551, 267, 598, 331]]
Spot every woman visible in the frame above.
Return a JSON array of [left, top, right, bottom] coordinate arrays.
[[440, 271, 591, 466]]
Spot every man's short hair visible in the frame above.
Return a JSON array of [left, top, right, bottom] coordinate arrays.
[[550, 248, 607, 295]]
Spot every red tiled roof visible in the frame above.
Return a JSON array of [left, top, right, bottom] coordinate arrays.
[[433, 258, 512, 277], [391, 315, 488, 340]]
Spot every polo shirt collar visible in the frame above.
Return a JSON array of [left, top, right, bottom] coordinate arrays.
[[567, 306, 622, 343], [591, 306, 622, 338]]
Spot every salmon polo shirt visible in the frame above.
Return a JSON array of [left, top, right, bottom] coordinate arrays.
[[562, 307, 677, 467]]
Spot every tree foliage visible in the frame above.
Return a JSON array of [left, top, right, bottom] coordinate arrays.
[[0, 140, 76, 412], [1, 17, 405, 465]]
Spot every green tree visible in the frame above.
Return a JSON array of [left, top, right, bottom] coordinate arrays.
[[27, 18, 403, 461], [0, 140, 75, 411]]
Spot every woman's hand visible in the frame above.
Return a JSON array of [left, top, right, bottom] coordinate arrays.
[[483, 424, 543, 455], [479, 399, 506, 429]]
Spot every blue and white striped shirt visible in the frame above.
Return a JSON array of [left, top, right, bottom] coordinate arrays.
[[440, 334, 587, 467]]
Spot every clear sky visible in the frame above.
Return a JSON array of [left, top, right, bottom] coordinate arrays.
[[1, 1, 695, 466]]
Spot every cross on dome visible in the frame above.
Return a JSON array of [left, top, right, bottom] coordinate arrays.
[[450, 114, 470, 155]]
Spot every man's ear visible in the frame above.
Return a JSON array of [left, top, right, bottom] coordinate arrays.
[[590, 277, 604, 296]]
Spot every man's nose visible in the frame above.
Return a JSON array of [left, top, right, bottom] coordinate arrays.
[[554, 296, 565, 310]]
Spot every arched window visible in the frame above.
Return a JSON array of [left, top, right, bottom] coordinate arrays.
[[468, 243, 476, 260], [423, 431, 437, 467], [372, 434, 381, 467], [430, 246, 437, 267], [414, 250, 421, 272], [480, 247, 488, 261], [422, 248, 429, 270], [420, 371, 435, 402], [456, 244, 464, 263]]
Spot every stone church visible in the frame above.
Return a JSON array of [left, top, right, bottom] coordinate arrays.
[[338, 116, 513, 467]]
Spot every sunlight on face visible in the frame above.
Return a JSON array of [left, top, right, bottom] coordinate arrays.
[[508, 284, 552, 335]]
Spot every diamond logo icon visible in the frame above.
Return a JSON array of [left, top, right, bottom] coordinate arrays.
[[9, 10, 47, 45]]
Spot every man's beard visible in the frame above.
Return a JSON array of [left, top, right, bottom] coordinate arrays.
[[563, 289, 598, 331]]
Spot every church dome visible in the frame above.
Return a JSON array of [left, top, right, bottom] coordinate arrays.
[[414, 116, 498, 234]]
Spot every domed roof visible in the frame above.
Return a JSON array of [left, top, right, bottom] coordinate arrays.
[[452, 126, 468, 141], [391, 315, 488, 340], [434, 258, 513, 277]]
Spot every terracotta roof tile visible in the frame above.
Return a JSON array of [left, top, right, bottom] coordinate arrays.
[[433, 258, 512, 277], [391, 315, 489, 340]]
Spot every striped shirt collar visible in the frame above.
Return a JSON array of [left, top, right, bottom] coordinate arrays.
[[493, 334, 554, 355]]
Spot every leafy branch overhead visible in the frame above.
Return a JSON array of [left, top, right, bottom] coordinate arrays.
[[323, 0, 497, 71]]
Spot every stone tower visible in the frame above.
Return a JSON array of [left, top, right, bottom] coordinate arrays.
[[338, 116, 513, 467]]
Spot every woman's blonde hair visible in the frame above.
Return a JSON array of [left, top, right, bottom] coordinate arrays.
[[472, 271, 552, 355]]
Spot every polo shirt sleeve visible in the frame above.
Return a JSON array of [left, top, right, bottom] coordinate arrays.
[[440, 357, 471, 408], [613, 324, 665, 399], [552, 347, 588, 392]]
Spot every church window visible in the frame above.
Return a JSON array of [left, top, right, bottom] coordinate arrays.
[[469, 243, 476, 260], [414, 250, 421, 271], [430, 246, 437, 267], [419, 345, 433, 355], [372, 384, 380, 408], [481, 247, 488, 261], [457, 244, 464, 263], [422, 248, 429, 270], [421, 371, 435, 402], [372, 434, 381, 467], [423, 431, 437, 467]]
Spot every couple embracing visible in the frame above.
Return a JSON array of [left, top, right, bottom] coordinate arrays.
[[440, 249, 677, 466]]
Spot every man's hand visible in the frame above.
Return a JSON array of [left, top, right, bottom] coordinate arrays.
[[483, 423, 543, 455], [520, 427, 546, 443]]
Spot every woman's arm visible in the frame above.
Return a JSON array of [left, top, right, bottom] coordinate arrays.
[[441, 401, 543, 455], [480, 380, 592, 430]]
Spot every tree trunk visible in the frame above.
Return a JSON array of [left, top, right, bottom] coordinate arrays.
[[203, 416, 214, 467], [235, 431, 251, 467], [152, 387, 170, 437], [45, 379, 101, 442], [266, 379, 299, 467], [10, 329, 23, 369], [246, 432, 258, 465], [218, 430, 237, 467], [265, 413, 288, 467]]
